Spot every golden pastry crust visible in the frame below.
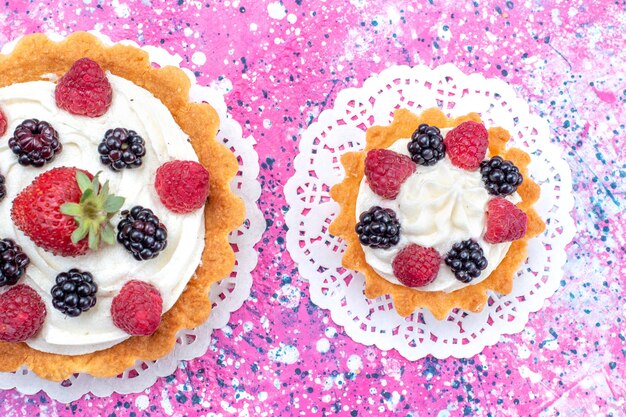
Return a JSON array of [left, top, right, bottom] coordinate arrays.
[[0, 32, 245, 381], [330, 108, 545, 320]]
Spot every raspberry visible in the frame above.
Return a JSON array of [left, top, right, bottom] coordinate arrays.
[[0, 285, 46, 342], [484, 198, 528, 243], [0, 107, 7, 136], [111, 280, 163, 336], [392, 244, 441, 287], [444, 121, 489, 170], [55, 58, 112, 117], [364, 149, 416, 199], [155, 160, 211, 213]]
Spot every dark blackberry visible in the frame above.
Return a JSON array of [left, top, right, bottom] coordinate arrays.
[[98, 128, 146, 171], [355, 206, 401, 249], [0, 239, 30, 287], [0, 173, 5, 202], [117, 206, 168, 260], [444, 239, 488, 283], [480, 156, 523, 196], [51, 269, 97, 317], [9, 119, 62, 167], [407, 123, 445, 166]]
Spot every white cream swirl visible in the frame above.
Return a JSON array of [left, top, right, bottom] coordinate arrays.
[[356, 135, 519, 293], [0, 76, 205, 354]]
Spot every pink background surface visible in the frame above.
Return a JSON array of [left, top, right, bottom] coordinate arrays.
[[1, 0, 625, 416]]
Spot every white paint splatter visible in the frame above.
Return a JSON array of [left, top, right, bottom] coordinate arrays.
[[135, 395, 149, 410], [287, 13, 297, 24], [267, 2, 287, 20], [347, 355, 362, 372], [517, 344, 531, 359], [275, 283, 301, 308], [111, 0, 131, 18], [519, 365, 542, 384], [191, 51, 206, 66], [250, 23, 258, 31], [268, 344, 299, 364], [316, 338, 330, 353], [325, 327, 337, 338], [160, 388, 174, 416]]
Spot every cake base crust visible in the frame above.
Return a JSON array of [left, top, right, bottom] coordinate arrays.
[[0, 32, 245, 381], [330, 108, 545, 320]]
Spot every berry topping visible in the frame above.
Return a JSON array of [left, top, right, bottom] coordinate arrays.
[[111, 280, 163, 336], [0, 172, 5, 202], [11, 168, 124, 257], [0, 239, 30, 288], [484, 198, 528, 244], [364, 149, 416, 199], [443, 121, 489, 170], [407, 123, 446, 166], [392, 244, 441, 287], [155, 160, 211, 213], [356, 206, 401, 249], [51, 269, 98, 317], [480, 156, 524, 196], [444, 239, 488, 283], [117, 206, 168, 261], [8, 119, 62, 167], [0, 285, 46, 342], [55, 58, 112, 118], [98, 128, 146, 171], [0, 107, 7, 136]]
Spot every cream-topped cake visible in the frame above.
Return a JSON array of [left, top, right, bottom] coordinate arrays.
[[330, 108, 545, 320], [0, 32, 244, 381], [355, 132, 522, 293], [0, 75, 205, 354]]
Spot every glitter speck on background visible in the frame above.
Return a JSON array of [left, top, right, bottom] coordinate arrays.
[[0, 0, 625, 416]]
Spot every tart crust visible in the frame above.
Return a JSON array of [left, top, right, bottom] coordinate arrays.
[[0, 32, 245, 380], [330, 108, 545, 320]]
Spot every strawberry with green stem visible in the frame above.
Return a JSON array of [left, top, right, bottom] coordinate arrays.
[[11, 167, 125, 257]]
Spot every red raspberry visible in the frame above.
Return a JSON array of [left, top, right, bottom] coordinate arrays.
[[0, 107, 7, 136], [444, 121, 489, 170], [484, 198, 528, 243], [0, 285, 46, 342], [155, 160, 211, 213], [55, 58, 112, 117], [392, 244, 441, 287], [111, 280, 163, 336], [364, 149, 416, 199]]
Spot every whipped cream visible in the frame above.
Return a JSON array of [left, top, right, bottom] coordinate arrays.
[[0, 76, 205, 354], [356, 134, 520, 293]]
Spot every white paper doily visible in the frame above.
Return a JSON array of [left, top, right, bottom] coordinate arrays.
[[0, 32, 264, 402], [285, 64, 575, 361]]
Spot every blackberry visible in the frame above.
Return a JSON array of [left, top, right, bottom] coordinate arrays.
[[355, 206, 401, 249], [98, 128, 146, 171], [0, 239, 30, 287], [407, 123, 445, 166], [0, 173, 5, 202], [480, 156, 523, 196], [444, 239, 488, 283], [117, 206, 168, 260], [9, 119, 62, 167], [51, 269, 97, 317]]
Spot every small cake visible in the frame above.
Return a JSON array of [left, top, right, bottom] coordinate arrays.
[[0, 33, 244, 381], [330, 108, 545, 320]]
